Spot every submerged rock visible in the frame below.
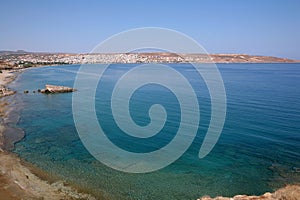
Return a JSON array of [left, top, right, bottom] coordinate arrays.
[[41, 84, 76, 94]]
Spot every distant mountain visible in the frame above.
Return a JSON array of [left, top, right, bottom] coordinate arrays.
[[0, 50, 29, 55]]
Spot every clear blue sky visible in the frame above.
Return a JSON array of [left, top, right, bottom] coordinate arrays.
[[1, 0, 299, 59]]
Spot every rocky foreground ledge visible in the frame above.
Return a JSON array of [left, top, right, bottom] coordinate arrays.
[[0, 151, 96, 200], [199, 185, 300, 200]]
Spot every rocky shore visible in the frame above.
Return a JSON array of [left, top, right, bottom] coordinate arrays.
[[0, 70, 16, 98], [199, 185, 300, 200], [0, 151, 96, 200], [0, 69, 96, 200]]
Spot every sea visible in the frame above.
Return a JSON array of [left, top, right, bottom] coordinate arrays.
[[8, 63, 300, 199]]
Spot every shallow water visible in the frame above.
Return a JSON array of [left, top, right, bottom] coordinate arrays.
[[10, 63, 300, 199]]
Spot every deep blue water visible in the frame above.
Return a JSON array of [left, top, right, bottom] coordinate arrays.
[[10, 63, 300, 199]]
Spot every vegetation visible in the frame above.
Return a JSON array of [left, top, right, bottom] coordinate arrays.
[[16, 61, 68, 69]]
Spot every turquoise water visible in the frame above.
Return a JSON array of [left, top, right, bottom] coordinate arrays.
[[10, 63, 300, 199]]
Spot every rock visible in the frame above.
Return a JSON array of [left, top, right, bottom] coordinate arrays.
[[273, 185, 300, 200], [0, 87, 16, 98], [198, 185, 300, 200], [40, 84, 76, 94]]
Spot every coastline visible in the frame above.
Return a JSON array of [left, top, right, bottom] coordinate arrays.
[[0, 65, 299, 200], [0, 68, 96, 200], [0, 69, 22, 150]]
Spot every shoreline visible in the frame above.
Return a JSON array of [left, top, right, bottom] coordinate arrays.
[[0, 68, 96, 200], [0, 69, 22, 150], [0, 65, 299, 200]]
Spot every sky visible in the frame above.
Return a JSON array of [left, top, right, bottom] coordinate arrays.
[[1, 0, 300, 59]]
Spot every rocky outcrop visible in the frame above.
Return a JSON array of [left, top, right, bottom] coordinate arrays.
[[198, 185, 300, 200], [0, 87, 16, 98], [41, 84, 76, 94], [0, 70, 16, 98]]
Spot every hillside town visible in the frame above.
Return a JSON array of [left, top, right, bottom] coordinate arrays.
[[0, 51, 297, 70]]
